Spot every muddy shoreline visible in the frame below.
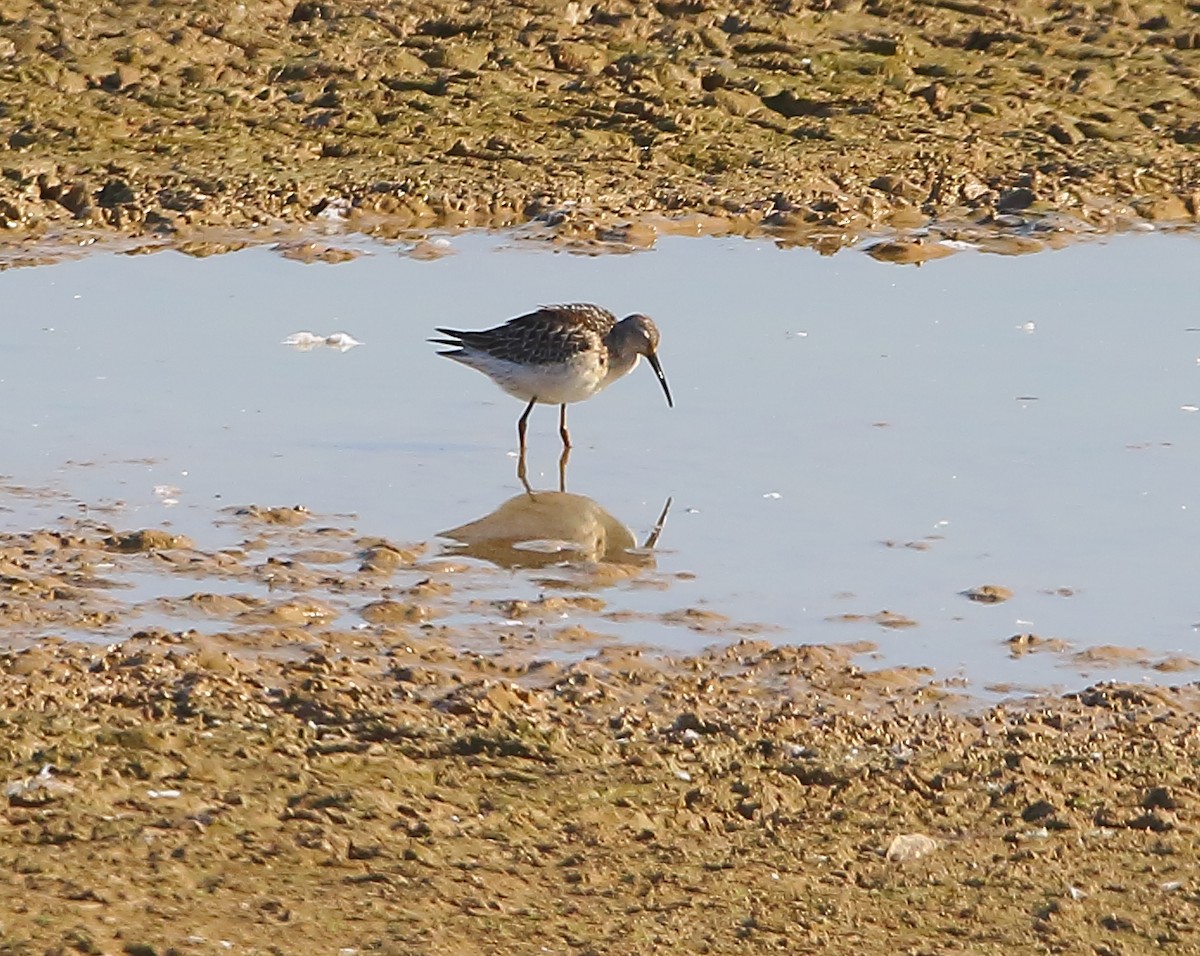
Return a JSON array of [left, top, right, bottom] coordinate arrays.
[[4, 628, 1200, 953], [0, 502, 1199, 953], [3, 1, 1200, 259]]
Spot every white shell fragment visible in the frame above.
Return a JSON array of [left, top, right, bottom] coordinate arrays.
[[325, 332, 363, 351], [154, 484, 182, 507], [282, 331, 324, 350], [283, 330, 363, 352], [4, 764, 75, 799], [316, 197, 352, 222]]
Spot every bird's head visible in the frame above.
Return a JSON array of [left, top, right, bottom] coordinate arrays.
[[614, 313, 673, 408]]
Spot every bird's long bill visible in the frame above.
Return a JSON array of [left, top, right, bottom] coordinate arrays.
[[647, 351, 673, 408]]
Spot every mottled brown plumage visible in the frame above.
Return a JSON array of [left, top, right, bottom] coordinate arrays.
[[431, 302, 672, 462], [434, 304, 618, 367]]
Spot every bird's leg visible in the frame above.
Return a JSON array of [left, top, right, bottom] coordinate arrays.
[[517, 397, 537, 456], [517, 448, 534, 497], [558, 404, 571, 449], [558, 445, 570, 493]]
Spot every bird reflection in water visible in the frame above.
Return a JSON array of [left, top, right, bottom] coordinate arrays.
[[439, 488, 671, 572], [518, 443, 573, 495]]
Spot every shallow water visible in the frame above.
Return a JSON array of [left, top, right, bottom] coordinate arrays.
[[3, 230, 1200, 693]]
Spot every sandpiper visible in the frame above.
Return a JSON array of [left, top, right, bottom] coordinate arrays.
[[432, 303, 673, 453]]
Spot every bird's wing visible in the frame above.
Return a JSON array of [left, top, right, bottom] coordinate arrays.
[[436, 305, 617, 365]]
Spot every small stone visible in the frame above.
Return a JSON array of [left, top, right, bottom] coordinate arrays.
[[108, 530, 194, 552], [57, 183, 91, 214], [359, 545, 417, 574], [1134, 194, 1190, 222], [97, 180, 137, 207], [549, 42, 607, 75], [1142, 787, 1179, 810], [238, 600, 336, 626], [885, 833, 937, 862], [964, 584, 1013, 604], [105, 64, 142, 91], [236, 505, 311, 526], [705, 88, 762, 117], [1022, 799, 1057, 822], [361, 601, 431, 625], [870, 174, 924, 201], [865, 239, 954, 265], [421, 43, 488, 72], [912, 82, 948, 113], [760, 90, 832, 118], [872, 609, 919, 629], [997, 187, 1036, 212], [1047, 120, 1083, 146]]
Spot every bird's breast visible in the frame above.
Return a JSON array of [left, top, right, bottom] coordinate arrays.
[[601, 351, 640, 389]]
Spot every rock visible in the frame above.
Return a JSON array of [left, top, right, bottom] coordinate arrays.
[[188, 594, 260, 617], [885, 833, 937, 862], [1021, 799, 1057, 822], [0, 199, 26, 225], [236, 505, 311, 526], [760, 90, 833, 118], [108, 530, 194, 553], [104, 64, 142, 91], [421, 43, 489, 72], [1006, 633, 1071, 658], [705, 88, 761, 117], [1134, 194, 1191, 222], [361, 601, 431, 625], [912, 82, 948, 114], [859, 35, 901, 56], [238, 600, 336, 625], [549, 42, 608, 75], [870, 175, 924, 201], [1047, 120, 1083, 146], [964, 584, 1013, 604], [97, 179, 136, 207], [887, 205, 929, 229], [57, 183, 91, 214], [596, 221, 657, 247], [872, 609, 919, 628], [1142, 787, 1179, 810], [359, 544, 418, 574], [997, 188, 1036, 212], [974, 235, 1044, 256], [865, 239, 954, 265]]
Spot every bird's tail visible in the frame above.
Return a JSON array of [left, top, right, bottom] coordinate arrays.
[[430, 328, 465, 352]]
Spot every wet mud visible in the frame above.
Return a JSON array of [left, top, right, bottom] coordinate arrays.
[[2, 0, 1200, 260], [1, 498, 1200, 953], [4, 1, 1200, 949]]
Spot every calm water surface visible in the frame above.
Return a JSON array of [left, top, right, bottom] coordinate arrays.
[[3, 230, 1199, 693]]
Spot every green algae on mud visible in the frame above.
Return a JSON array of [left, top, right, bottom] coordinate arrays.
[[2, 0, 1200, 255]]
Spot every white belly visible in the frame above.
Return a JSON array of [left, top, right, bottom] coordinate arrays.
[[454, 349, 613, 405]]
